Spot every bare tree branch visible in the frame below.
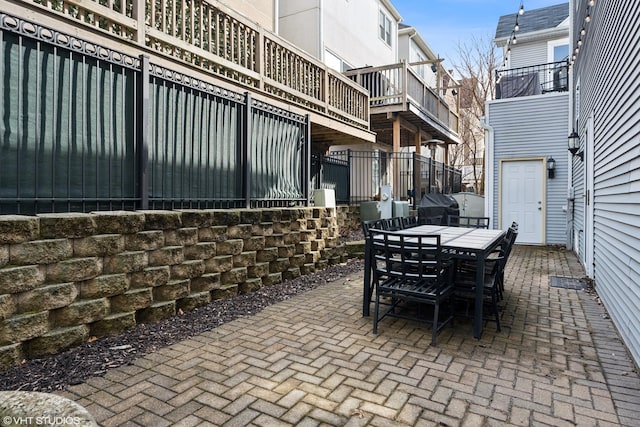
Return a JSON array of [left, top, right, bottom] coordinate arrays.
[[449, 35, 498, 194]]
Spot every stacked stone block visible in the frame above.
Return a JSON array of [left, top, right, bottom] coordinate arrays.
[[0, 206, 355, 370]]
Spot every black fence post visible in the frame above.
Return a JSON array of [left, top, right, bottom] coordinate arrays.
[[243, 92, 252, 209], [412, 152, 418, 210], [304, 114, 311, 206], [347, 149, 352, 205], [138, 54, 150, 210]]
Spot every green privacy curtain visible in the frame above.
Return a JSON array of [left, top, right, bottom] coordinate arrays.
[[0, 32, 138, 213]]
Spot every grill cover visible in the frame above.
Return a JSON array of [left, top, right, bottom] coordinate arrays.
[[417, 194, 459, 225]]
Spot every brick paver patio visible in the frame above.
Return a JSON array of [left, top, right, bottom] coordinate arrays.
[[59, 245, 640, 426]]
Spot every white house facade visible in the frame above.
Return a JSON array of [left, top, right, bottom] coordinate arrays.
[[278, 0, 400, 71]]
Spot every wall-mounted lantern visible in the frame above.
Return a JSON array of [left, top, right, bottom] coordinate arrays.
[[425, 138, 444, 159], [547, 156, 556, 179], [568, 130, 584, 161]]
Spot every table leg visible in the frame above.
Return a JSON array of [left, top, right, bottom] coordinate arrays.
[[474, 254, 484, 339]]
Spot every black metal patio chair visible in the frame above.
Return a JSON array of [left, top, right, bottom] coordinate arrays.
[[361, 219, 390, 315], [452, 224, 518, 331], [371, 230, 455, 345]]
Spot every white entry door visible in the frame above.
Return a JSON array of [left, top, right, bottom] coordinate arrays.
[[501, 160, 544, 244]]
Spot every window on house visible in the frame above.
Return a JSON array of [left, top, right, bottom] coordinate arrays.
[[379, 10, 392, 46], [325, 49, 353, 72], [548, 38, 569, 63], [554, 44, 569, 62]]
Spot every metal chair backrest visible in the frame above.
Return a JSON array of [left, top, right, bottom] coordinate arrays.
[[494, 224, 519, 274], [371, 230, 443, 282], [503, 224, 518, 260], [447, 215, 490, 229], [421, 215, 443, 225], [361, 219, 388, 239], [401, 215, 419, 228], [386, 217, 404, 231]]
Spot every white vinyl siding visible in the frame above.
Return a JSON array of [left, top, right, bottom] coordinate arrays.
[[487, 93, 569, 243], [571, 0, 640, 366], [279, 0, 398, 68], [509, 40, 548, 68]]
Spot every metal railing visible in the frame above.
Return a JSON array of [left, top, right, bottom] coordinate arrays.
[[10, 0, 369, 129], [327, 150, 461, 208], [311, 154, 350, 205], [344, 62, 459, 133], [0, 13, 312, 214], [495, 60, 569, 99]]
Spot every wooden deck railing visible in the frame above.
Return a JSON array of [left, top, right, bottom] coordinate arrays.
[[19, 0, 369, 129], [344, 61, 458, 133]]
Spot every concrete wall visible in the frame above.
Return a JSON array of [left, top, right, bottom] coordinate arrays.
[[0, 206, 361, 370]]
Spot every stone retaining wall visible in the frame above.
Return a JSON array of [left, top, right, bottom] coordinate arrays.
[[0, 206, 360, 370]]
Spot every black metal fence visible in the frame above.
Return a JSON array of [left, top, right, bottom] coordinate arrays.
[[311, 154, 350, 204], [0, 13, 310, 215], [327, 150, 461, 209], [495, 60, 568, 99]]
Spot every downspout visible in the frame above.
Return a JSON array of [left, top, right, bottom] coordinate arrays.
[[566, 0, 576, 251], [481, 114, 494, 228], [318, 0, 323, 60], [273, 0, 279, 34]]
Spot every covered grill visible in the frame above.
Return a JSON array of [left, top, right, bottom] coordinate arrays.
[[417, 194, 459, 225]]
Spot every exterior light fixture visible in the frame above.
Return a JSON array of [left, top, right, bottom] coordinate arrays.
[[580, 27, 587, 36], [588, 0, 595, 6], [585, 13, 591, 23], [425, 139, 443, 158], [426, 139, 443, 151], [519, 4, 524, 15], [547, 157, 556, 178], [452, 89, 458, 96], [431, 63, 437, 73], [568, 130, 584, 161], [512, 35, 517, 45]]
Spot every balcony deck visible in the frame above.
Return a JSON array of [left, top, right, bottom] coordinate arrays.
[[2, 0, 374, 146], [344, 62, 460, 146], [495, 60, 569, 99]]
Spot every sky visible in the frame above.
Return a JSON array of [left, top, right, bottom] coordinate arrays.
[[390, 0, 566, 68]]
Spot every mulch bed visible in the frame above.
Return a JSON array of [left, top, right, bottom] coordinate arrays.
[[0, 258, 364, 392]]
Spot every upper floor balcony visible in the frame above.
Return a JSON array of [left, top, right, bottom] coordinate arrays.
[[495, 60, 569, 99], [344, 61, 460, 146], [5, 0, 370, 140]]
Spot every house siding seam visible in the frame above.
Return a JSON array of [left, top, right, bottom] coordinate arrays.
[[572, 0, 640, 365], [488, 93, 569, 244]]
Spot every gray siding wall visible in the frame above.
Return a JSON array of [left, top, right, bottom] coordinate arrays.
[[572, 0, 640, 366], [510, 40, 547, 68], [487, 93, 569, 243]]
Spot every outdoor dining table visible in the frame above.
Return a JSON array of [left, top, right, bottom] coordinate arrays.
[[363, 224, 507, 339]]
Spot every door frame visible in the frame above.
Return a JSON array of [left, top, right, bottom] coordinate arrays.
[[498, 157, 547, 243]]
